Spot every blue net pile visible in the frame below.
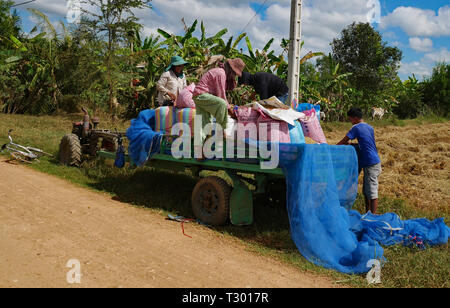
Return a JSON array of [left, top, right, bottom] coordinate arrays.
[[279, 143, 449, 274]]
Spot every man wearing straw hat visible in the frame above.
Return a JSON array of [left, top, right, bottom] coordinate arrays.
[[192, 58, 246, 159]]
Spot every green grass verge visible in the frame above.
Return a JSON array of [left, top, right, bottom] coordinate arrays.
[[0, 113, 448, 288]]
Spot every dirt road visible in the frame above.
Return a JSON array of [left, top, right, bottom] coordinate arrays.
[[0, 159, 335, 288]]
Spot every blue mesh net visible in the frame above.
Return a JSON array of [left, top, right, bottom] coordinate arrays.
[[279, 143, 449, 274]]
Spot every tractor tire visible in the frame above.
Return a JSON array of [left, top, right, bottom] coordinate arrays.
[[59, 134, 82, 167], [191, 176, 231, 226]]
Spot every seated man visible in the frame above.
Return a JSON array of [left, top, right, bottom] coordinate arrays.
[[238, 71, 289, 104]]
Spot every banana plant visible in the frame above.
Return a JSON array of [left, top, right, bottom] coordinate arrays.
[[240, 36, 277, 73], [27, 9, 67, 111]]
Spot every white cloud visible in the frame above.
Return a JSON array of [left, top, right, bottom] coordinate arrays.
[[409, 37, 433, 53], [399, 47, 449, 79], [13, 0, 69, 18], [14, 0, 398, 60], [380, 6, 450, 37], [399, 61, 432, 79], [424, 48, 450, 63], [129, 0, 375, 58], [383, 31, 397, 39]]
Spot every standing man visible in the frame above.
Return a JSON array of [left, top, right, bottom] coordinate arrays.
[[337, 107, 382, 214], [238, 71, 289, 104]]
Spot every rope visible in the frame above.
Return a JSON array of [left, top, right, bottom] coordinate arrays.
[[11, 0, 37, 8], [239, 0, 270, 35], [168, 215, 196, 238]]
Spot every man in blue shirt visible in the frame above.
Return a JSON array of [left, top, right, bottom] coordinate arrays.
[[338, 107, 382, 214]]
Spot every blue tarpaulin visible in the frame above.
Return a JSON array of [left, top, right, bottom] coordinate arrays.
[[126, 109, 163, 167]]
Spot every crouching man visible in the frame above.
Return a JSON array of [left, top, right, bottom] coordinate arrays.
[[337, 107, 382, 214]]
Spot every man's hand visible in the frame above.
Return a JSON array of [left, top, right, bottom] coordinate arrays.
[[228, 105, 238, 120], [167, 92, 177, 101]]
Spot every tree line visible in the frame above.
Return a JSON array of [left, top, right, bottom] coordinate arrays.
[[0, 0, 448, 120]]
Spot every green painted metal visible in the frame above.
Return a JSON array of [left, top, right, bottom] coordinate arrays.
[[226, 171, 254, 226], [97, 145, 285, 226], [97, 150, 284, 176]]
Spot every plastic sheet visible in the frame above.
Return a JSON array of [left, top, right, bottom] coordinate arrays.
[[126, 109, 163, 167]]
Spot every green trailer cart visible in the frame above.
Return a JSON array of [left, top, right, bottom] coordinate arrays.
[[97, 135, 286, 227]]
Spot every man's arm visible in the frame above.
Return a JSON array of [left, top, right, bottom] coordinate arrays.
[[337, 136, 351, 145], [216, 70, 228, 103]]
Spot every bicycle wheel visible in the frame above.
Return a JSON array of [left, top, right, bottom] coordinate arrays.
[[10, 151, 36, 163]]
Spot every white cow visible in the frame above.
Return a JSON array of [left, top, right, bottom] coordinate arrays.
[[320, 111, 326, 121], [371, 107, 386, 120]]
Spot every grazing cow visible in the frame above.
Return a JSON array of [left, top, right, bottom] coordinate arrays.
[[371, 107, 386, 120], [320, 111, 326, 122]]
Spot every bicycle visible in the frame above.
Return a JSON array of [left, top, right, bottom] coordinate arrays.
[[1, 129, 53, 163]]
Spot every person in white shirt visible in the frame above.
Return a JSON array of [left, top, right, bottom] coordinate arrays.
[[156, 56, 189, 106]]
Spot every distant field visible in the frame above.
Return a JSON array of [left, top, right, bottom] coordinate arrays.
[[0, 113, 448, 288]]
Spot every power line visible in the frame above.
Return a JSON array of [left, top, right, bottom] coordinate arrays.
[[239, 0, 270, 35], [11, 0, 37, 8]]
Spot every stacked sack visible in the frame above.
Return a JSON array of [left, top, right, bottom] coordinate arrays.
[[153, 101, 327, 145]]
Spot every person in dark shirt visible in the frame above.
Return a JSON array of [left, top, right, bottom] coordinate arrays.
[[238, 71, 289, 104], [337, 107, 382, 214]]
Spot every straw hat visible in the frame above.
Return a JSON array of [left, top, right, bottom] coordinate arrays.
[[227, 58, 246, 77]]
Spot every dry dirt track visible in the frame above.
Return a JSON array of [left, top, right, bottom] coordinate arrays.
[[0, 158, 335, 288]]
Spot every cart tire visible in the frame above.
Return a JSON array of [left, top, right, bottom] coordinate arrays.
[[191, 176, 231, 226], [59, 134, 82, 167]]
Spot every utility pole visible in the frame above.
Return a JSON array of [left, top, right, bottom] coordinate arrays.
[[287, 0, 302, 106]]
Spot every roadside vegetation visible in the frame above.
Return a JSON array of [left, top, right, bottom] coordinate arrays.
[[0, 1, 448, 120]]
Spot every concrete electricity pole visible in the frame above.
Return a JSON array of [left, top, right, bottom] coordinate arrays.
[[287, 0, 303, 106]]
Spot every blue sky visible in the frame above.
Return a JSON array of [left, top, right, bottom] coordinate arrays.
[[10, 0, 450, 80]]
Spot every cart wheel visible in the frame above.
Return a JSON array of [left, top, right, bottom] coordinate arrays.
[[59, 134, 82, 167], [191, 176, 231, 226]]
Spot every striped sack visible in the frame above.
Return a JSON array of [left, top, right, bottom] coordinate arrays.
[[175, 108, 196, 137], [155, 106, 177, 135]]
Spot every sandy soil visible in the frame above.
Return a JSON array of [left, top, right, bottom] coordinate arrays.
[[0, 158, 335, 288]]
